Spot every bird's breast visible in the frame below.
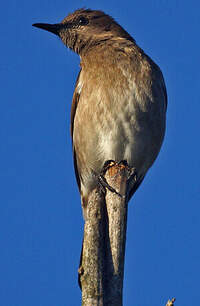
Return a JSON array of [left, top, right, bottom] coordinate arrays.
[[73, 58, 166, 190]]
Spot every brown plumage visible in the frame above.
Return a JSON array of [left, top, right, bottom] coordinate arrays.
[[33, 8, 167, 219]]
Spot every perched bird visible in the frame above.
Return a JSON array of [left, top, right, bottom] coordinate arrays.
[[33, 9, 167, 219]]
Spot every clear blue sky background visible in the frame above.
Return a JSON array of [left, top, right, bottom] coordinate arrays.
[[1, 1, 199, 305]]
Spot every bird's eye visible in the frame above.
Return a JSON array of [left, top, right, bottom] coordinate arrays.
[[77, 16, 89, 26]]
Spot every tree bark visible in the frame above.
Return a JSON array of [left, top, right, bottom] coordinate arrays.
[[103, 163, 129, 305], [80, 162, 131, 306], [80, 188, 106, 306], [79, 163, 174, 306], [166, 298, 176, 306]]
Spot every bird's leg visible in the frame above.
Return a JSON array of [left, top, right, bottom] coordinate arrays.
[[102, 160, 116, 172], [98, 173, 124, 198], [100, 160, 125, 197], [118, 160, 137, 183], [96, 160, 137, 198], [104, 160, 137, 183], [91, 160, 123, 197]]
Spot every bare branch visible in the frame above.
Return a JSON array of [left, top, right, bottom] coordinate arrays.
[[80, 162, 131, 306], [103, 163, 130, 305], [166, 298, 176, 306], [80, 188, 105, 306]]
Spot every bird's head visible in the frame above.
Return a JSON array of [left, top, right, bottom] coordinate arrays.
[[32, 9, 134, 55]]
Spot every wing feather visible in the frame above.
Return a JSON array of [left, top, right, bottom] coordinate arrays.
[[70, 70, 82, 192]]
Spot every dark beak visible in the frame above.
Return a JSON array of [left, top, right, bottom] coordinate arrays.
[[32, 23, 62, 35]]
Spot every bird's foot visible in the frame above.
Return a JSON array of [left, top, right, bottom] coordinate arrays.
[[98, 160, 137, 198], [91, 160, 123, 197], [104, 160, 137, 183], [92, 160, 138, 198], [101, 159, 116, 174], [98, 173, 124, 198], [118, 160, 137, 180]]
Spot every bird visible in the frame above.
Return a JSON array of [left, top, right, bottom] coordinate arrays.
[[32, 8, 167, 220]]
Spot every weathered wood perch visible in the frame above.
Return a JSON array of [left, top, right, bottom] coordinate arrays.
[[79, 162, 175, 306], [80, 162, 131, 306], [166, 298, 176, 306]]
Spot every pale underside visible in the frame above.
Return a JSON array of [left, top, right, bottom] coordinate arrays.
[[72, 50, 166, 202]]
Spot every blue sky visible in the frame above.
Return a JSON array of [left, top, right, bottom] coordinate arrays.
[[1, 1, 200, 305]]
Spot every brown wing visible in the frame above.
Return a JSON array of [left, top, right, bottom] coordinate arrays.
[[71, 70, 82, 192], [160, 70, 168, 110], [128, 67, 167, 201]]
